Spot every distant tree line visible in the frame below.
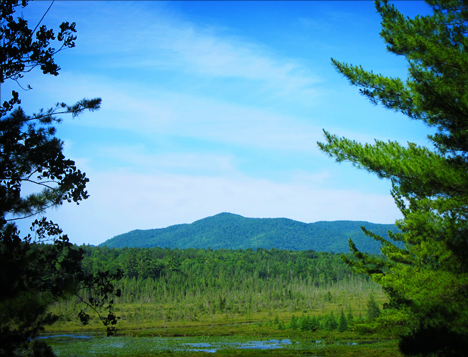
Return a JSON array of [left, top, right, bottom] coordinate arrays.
[[81, 246, 362, 285], [47, 246, 381, 329]]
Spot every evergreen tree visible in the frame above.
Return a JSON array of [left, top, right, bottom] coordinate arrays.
[[0, 1, 122, 356], [366, 295, 381, 322], [300, 315, 311, 331], [274, 314, 280, 325], [346, 305, 354, 324], [311, 316, 319, 330], [324, 311, 338, 331], [318, 0, 468, 355], [338, 308, 348, 332], [277, 320, 285, 330], [357, 311, 363, 323], [289, 314, 298, 330]]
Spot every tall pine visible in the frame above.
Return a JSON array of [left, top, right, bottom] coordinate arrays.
[[318, 1, 468, 356]]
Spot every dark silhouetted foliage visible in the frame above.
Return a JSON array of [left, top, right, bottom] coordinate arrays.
[[1, 1, 121, 356]]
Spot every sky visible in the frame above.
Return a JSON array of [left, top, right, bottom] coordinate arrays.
[[4, 1, 435, 246]]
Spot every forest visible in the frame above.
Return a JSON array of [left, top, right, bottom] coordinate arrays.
[[49, 245, 383, 334]]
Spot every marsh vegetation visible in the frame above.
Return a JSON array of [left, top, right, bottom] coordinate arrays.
[[41, 247, 401, 356]]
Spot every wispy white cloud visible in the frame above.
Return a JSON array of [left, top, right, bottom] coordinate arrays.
[[97, 145, 239, 176], [58, 1, 321, 100], [21, 70, 325, 155]]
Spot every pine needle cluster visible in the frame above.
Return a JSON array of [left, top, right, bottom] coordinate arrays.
[[318, 1, 468, 355]]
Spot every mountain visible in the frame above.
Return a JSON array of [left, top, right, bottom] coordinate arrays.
[[99, 212, 400, 253]]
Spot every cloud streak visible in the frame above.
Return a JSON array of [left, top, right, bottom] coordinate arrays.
[[18, 70, 326, 155], [62, 1, 321, 100]]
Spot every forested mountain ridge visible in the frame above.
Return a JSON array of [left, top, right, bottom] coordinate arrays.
[[100, 213, 399, 253]]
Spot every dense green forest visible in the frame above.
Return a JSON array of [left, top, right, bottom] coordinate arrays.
[[87, 213, 390, 330], [50, 245, 383, 334], [100, 213, 400, 254]]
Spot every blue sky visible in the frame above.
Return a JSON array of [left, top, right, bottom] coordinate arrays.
[[5, 1, 434, 246]]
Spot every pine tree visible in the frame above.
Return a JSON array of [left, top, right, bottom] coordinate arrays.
[[346, 305, 354, 324], [274, 314, 280, 325], [300, 315, 311, 331], [338, 308, 349, 332], [366, 295, 381, 322], [0, 1, 122, 356], [289, 314, 298, 330], [324, 312, 338, 331], [277, 320, 285, 330], [318, 1, 468, 355], [310, 316, 319, 331]]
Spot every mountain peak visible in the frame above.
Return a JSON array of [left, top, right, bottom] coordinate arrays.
[[99, 213, 399, 253]]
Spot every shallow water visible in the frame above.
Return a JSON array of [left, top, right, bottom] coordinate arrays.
[[41, 333, 367, 356], [183, 338, 292, 352], [37, 334, 93, 340]]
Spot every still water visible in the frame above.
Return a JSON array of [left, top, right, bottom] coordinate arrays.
[[39, 333, 364, 356]]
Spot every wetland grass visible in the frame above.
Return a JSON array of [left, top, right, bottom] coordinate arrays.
[[44, 285, 395, 356], [43, 322, 401, 357], [45, 333, 401, 357]]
